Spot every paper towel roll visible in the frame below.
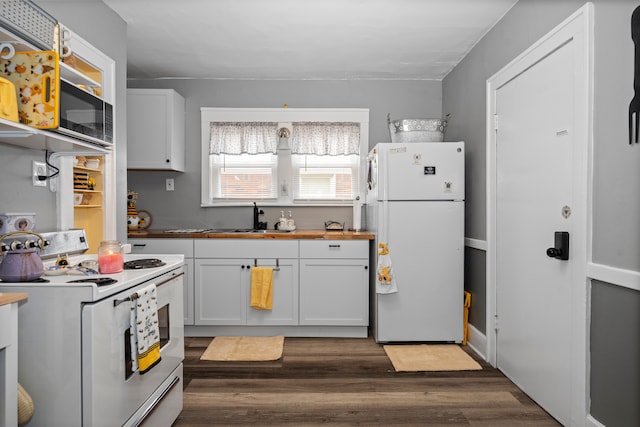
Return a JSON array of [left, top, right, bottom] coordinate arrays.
[[353, 199, 362, 231]]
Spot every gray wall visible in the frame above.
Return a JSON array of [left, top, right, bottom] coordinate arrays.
[[127, 79, 442, 229], [590, 280, 640, 425], [443, 0, 640, 425], [0, 144, 58, 231]]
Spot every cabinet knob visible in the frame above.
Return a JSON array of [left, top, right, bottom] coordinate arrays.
[[364, 266, 368, 270], [166, 159, 170, 163]]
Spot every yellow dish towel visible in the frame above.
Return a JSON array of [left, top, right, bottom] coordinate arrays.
[[250, 267, 274, 310], [129, 284, 162, 374]]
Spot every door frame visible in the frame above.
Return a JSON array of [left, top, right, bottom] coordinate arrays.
[[485, 3, 593, 425]]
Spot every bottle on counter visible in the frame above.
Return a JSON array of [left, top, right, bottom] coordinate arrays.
[[287, 210, 295, 228]]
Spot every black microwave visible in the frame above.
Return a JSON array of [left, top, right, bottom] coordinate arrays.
[[55, 79, 113, 146]]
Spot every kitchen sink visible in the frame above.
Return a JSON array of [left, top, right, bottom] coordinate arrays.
[[164, 228, 295, 234], [219, 229, 294, 234]]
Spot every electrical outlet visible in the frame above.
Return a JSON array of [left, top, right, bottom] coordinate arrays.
[[32, 161, 47, 187], [166, 178, 175, 191]]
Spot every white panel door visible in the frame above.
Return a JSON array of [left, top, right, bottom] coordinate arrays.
[[495, 34, 574, 425]]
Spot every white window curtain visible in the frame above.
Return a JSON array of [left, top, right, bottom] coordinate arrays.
[[290, 122, 360, 155], [209, 122, 278, 155]]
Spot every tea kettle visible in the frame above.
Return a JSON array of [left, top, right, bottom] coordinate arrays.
[[0, 231, 46, 282]]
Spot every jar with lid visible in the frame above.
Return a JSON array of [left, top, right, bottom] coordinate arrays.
[[98, 240, 124, 274]]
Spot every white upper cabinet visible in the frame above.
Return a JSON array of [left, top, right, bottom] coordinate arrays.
[[127, 88, 185, 171]]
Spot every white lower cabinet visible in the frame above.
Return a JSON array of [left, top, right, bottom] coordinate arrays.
[[194, 240, 299, 326], [195, 258, 298, 325], [299, 240, 369, 326], [129, 238, 195, 325], [132, 237, 371, 335]]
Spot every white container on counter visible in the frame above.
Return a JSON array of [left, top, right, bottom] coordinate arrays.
[[353, 199, 362, 231]]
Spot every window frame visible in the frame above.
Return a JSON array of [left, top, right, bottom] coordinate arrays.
[[200, 108, 369, 207]]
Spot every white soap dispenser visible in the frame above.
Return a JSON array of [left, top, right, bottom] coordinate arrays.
[[286, 210, 295, 229], [278, 210, 287, 229]]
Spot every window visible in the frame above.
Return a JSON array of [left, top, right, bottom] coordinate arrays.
[[292, 154, 359, 201], [209, 153, 278, 200], [201, 108, 369, 206]]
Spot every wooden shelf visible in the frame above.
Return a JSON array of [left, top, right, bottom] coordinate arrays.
[[60, 61, 101, 89], [73, 165, 101, 172], [73, 189, 102, 194], [0, 117, 110, 154]]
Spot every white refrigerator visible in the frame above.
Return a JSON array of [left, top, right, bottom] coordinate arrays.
[[366, 142, 465, 343]]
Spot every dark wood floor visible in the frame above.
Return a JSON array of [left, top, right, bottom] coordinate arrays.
[[173, 336, 561, 426]]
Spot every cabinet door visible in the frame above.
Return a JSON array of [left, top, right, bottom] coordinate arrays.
[[127, 89, 185, 171], [246, 259, 298, 326], [195, 259, 247, 325], [300, 258, 369, 326]]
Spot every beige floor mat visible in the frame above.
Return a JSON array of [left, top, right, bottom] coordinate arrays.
[[200, 336, 285, 361], [383, 344, 482, 372]]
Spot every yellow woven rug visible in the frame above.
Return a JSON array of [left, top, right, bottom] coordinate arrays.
[[200, 336, 285, 361], [383, 344, 482, 372]]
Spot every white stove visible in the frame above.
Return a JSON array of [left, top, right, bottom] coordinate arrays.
[[0, 230, 185, 427], [29, 252, 186, 300]]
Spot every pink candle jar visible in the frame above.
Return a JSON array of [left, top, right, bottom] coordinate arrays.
[[98, 240, 124, 274]]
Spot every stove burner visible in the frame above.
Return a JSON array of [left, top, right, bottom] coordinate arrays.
[[124, 258, 166, 270]]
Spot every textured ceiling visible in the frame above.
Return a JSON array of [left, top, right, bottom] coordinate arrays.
[[101, 0, 518, 80]]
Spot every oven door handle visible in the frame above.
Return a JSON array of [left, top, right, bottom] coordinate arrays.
[[132, 375, 181, 427], [113, 271, 185, 307]]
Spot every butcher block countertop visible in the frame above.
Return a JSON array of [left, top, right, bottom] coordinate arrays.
[[129, 229, 374, 240], [0, 293, 28, 306]]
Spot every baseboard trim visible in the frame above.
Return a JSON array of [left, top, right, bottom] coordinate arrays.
[[465, 324, 487, 361], [586, 414, 606, 427], [185, 325, 369, 338]]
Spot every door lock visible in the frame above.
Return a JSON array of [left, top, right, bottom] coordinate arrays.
[[546, 231, 570, 260]]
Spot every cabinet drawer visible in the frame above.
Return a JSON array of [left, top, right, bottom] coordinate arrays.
[[195, 239, 298, 258], [300, 240, 368, 259], [129, 239, 194, 257]]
